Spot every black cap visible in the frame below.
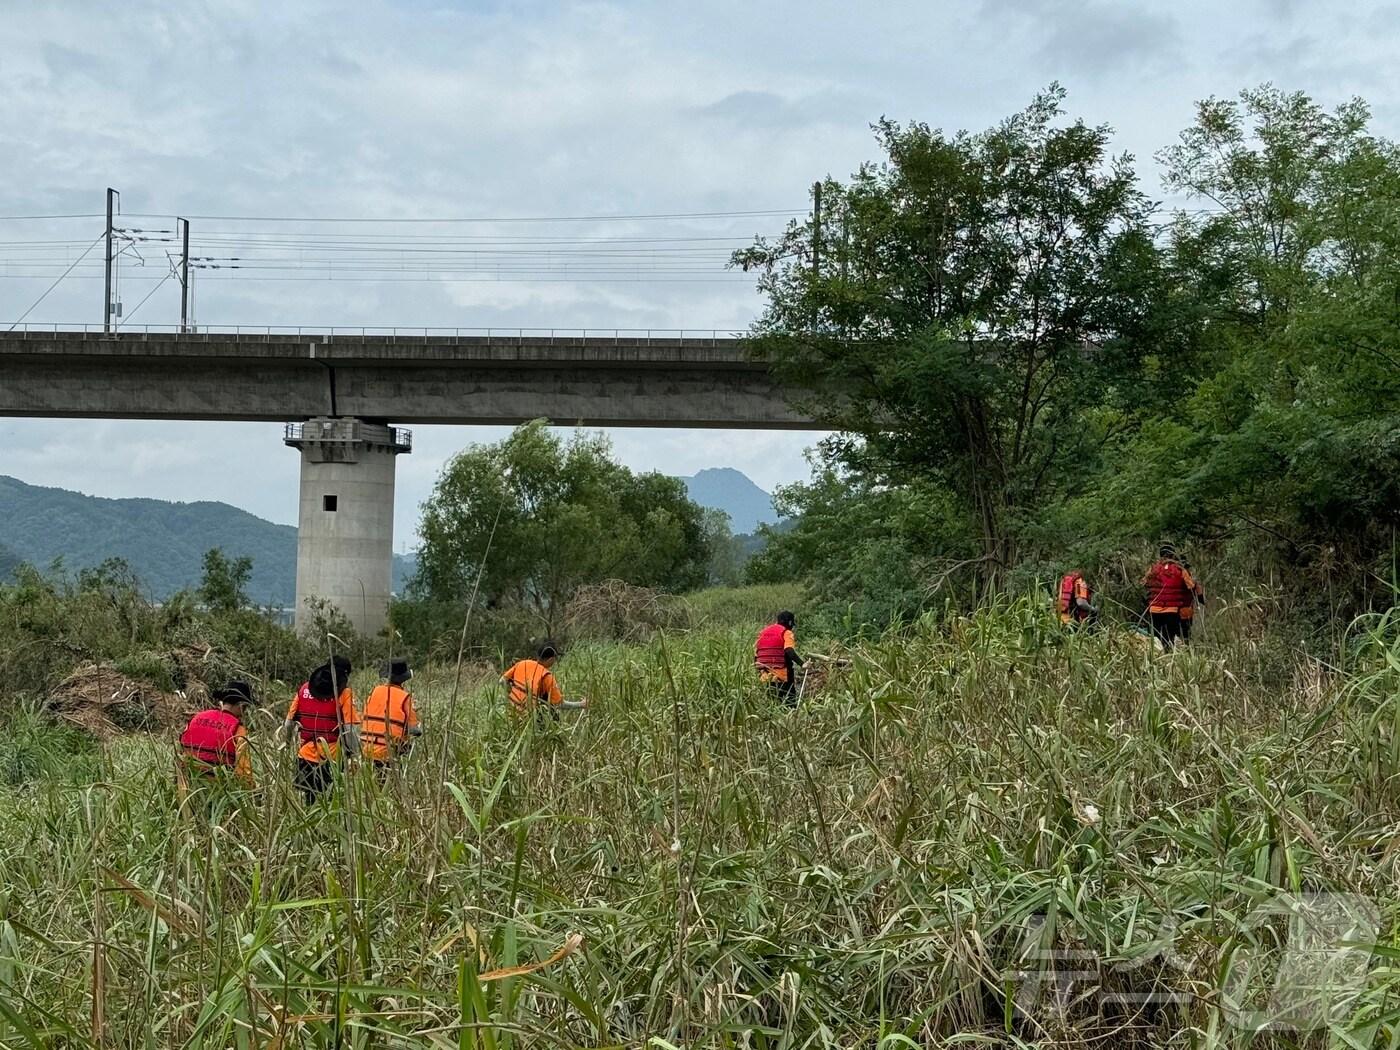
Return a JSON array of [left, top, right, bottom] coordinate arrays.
[[538, 640, 560, 661], [776, 611, 796, 628], [216, 680, 255, 706], [309, 660, 349, 699], [1159, 543, 1178, 559], [382, 659, 412, 684]]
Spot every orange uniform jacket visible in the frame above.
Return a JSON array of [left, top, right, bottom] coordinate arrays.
[[285, 688, 359, 764], [360, 683, 419, 762], [501, 659, 562, 713]]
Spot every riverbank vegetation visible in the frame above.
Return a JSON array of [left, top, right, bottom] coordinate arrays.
[[0, 79, 1397, 1048], [740, 85, 1399, 634], [2, 595, 1399, 1046]]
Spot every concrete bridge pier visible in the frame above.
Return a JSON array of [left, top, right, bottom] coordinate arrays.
[[284, 418, 411, 636]]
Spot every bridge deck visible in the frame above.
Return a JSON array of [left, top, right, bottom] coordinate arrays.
[[0, 330, 816, 429]]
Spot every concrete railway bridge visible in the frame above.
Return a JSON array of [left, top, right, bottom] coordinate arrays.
[[0, 326, 818, 633]]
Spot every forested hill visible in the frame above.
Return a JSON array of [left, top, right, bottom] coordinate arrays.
[[0, 542, 21, 581], [0, 476, 414, 604], [0, 470, 776, 603]]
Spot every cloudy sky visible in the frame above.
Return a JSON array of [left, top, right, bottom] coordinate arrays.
[[2, 0, 1397, 548]]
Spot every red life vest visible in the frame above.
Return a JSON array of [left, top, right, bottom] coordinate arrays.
[[1146, 561, 1190, 610], [293, 682, 342, 748], [755, 623, 789, 670], [1058, 572, 1090, 620], [180, 709, 240, 771]]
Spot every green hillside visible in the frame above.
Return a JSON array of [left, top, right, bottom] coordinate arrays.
[[0, 471, 773, 606], [0, 542, 21, 581], [0, 476, 413, 604]]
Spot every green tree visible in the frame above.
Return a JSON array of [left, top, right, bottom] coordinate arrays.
[[413, 421, 709, 633], [198, 548, 253, 613], [734, 86, 1160, 591], [746, 467, 976, 626], [1084, 87, 1400, 607], [76, 558, 147, 648], [700, 508, 747, 587]]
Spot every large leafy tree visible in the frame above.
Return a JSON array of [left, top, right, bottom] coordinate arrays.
[[734, 86, 1160, 591], [413, 421, 709, 631], [199, 548, 252, 613], [1089, 87, 1400, 602]]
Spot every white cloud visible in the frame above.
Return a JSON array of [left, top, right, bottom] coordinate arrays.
[[3, 0, 1399, 551]]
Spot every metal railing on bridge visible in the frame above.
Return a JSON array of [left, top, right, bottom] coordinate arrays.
[[2, 322, 740, 343], [285, 421, 413, 452]]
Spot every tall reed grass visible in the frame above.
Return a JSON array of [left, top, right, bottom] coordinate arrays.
[[0, 596, 1397, 1047]]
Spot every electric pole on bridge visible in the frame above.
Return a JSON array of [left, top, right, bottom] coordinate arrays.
[[103, 187, 118, 333], [177, 217, 190, 332]]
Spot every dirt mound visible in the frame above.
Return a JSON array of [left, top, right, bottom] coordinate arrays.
[[48, 664, 196, 739]]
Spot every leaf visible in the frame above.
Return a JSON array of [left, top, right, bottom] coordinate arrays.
[[434, 922, 489, 966], [99, 866, 199, 938], [477, 932, 584, 983]]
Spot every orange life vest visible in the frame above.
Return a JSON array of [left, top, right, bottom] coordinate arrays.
[[362, 684, 413, 746], [755, 623, 789, 671], [502, 660, 559, 711], [292, 682, 342, 748], [180, 709, 240, 771], [1145, 561, 1190, 611], [1058, 572, 1090, 621]]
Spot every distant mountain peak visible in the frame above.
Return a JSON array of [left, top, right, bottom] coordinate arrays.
[[689, 466, 749, 479], [676, 468, 778, 535]]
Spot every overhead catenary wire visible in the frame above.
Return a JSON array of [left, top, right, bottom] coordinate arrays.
[[115, 271, 175, 328], [6, 231, 105, 330], [119, 207, 805, 223], [193, 262, 745, 271], [0, 244, 759, 260], [0, 256, 760, 274], [0, 213, 106, 221], [0, 266, 752, 276], [0, 273, 756, 283], [2, 251, 756, 265], [0, 207, 786, 299], [0, 195, 1249, 329], [181, 244, 748, 255], [1, 254, 763, 280], [0, 238, 123, 248], [189, 232, 765, 243]]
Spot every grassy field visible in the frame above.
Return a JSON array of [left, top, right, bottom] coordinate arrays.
[[1, 593, 1398, 1048]]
